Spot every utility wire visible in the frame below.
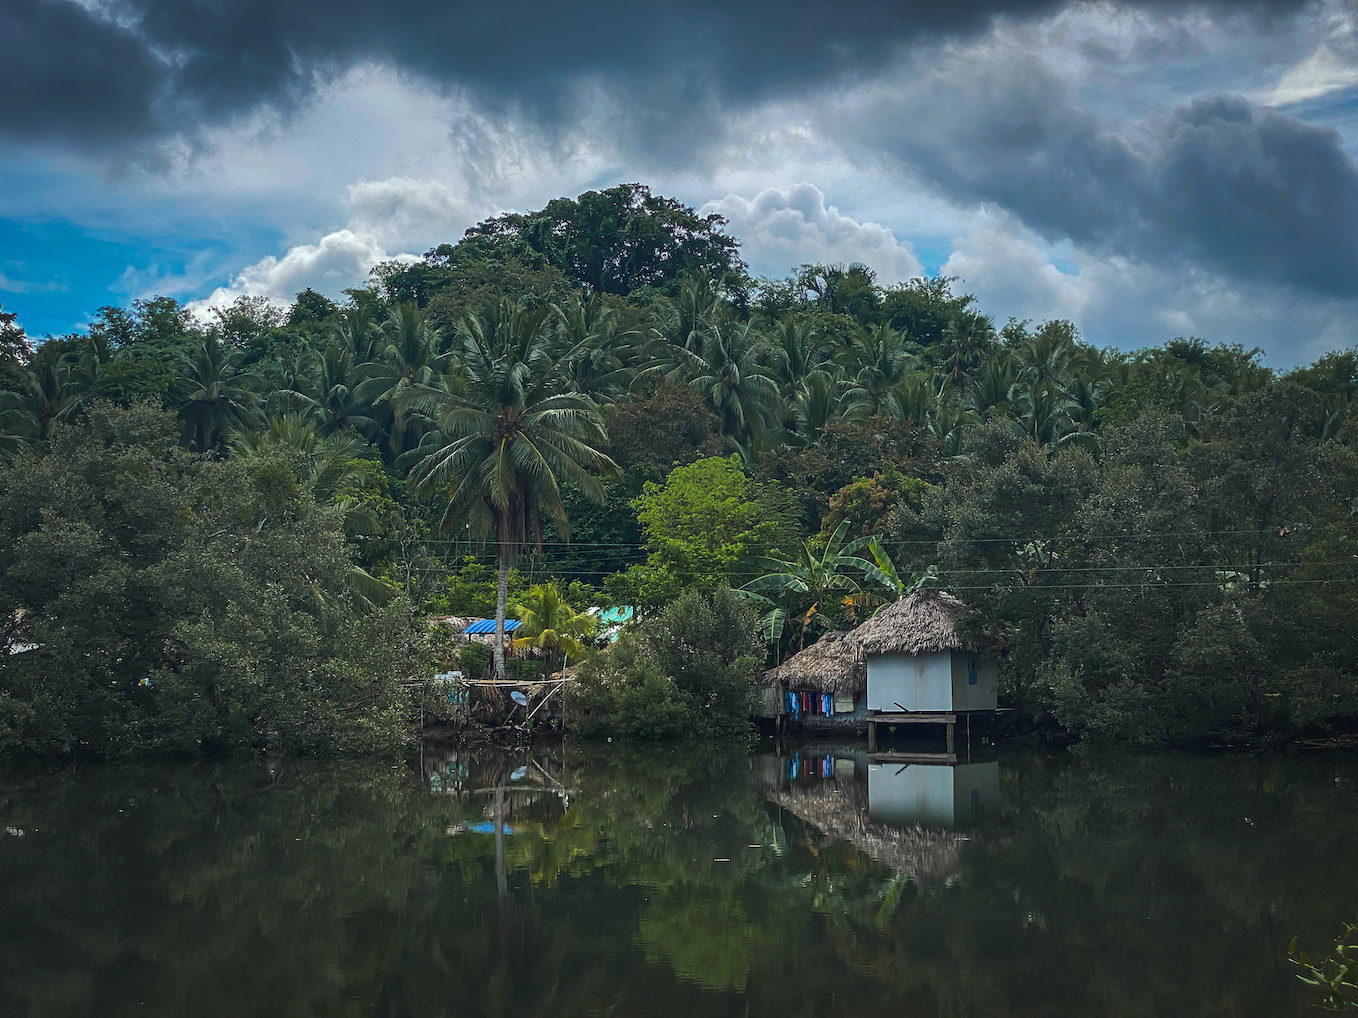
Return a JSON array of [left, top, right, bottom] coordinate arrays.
[[411, 525, 1308, 550]]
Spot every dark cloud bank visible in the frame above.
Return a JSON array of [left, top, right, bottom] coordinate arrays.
[[850, 53, 1358, 299], [4, 0, 1352, 317], [1, 0, 1313, 150]]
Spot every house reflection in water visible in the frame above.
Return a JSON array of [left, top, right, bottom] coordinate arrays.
[[765, 746, 1003, 884], [867, 756, 1000, 829]]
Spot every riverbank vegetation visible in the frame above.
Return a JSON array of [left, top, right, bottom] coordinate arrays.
[[2, 182, 1356, 756]]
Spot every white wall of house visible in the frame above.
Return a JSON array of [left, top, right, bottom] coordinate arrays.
[[866, 650, 998, 712], [865, 650, 954, 711]]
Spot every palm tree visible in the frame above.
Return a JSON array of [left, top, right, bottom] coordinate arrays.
[[0, 388, 37, 460], [555, 295, 638, 401], [510, 582, 598, 676], [768, 314, 829, 393], [396, 300, 617, 679], [1012, 323, 1079, 389], [2, 344, 80, 445], [667, 313, 781, 447], [882, 374, 940, 430], [788, 368, 851, 447], [179, 332, 260, 453], [357, 303, 445, 455], [839, 322, 917, 417], [231, 416, 396, 607], [656, 271, 720, 353], [939, 311, 996, 388], [280, 344, 380, 439], [802, 262, 880, 319], [929, 396, 981, 458], [1007, 380, 1099, 454], [966, 354, 1019, 419]]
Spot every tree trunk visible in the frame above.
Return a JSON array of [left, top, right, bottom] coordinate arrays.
[[495, 547, 509, 680]]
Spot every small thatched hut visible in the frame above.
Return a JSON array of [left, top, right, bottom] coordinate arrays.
[[758, 630, 866, 727], [849, 591, 1001, 714]]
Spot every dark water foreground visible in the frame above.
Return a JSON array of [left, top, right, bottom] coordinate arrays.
[[1, 742, 1355, 1017]]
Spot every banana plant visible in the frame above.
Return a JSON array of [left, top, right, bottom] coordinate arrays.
[[739, 520, 874, 649], [844, 534, 938, 601]]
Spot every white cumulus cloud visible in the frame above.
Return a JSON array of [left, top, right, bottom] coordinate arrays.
[[187, 228, 412, 317], [186, 175, 480, 316], [702, 183, 922, 284]]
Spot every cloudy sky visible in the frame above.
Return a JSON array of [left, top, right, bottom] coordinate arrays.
[[3, 0, 1358, 365]]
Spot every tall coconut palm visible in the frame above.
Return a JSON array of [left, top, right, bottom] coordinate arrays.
[[667, 313, 781, 447], [332, 304, 383, 363], [179, 332, 261, 453], [358, 303, 445, 455], [883, 374, 940, 430], [510, 582, 598, 676], [4, 343, 82, 443], [788, 368, 851, 447], [768, 314, 829, 393], [231, 416, 396, 607], [0, 389, 37, 460], [555, 295, 638, 401], [396, 300, 617, 679], [966, 354, 1019, 419], [656, 270, 720, 353], [281, 344, 380, 439], [1007, 380, 1100, 454], [1012, 323, 1079, 388], [939, 311, 996, 388], [839, 322, 917, 417]]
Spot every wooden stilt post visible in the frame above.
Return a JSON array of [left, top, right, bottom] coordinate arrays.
[[867, 720, 877, 752], [946, 722, 955, 755]]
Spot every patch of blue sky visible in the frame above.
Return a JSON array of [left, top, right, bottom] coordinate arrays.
[[909, 237, 954, 279], [1281, 86, 1358, 148], [0, 216, 278, 338]]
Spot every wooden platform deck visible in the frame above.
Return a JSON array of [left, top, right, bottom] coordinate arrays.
[[869, 751, 959, 765], [865, 709, 1012, 752]]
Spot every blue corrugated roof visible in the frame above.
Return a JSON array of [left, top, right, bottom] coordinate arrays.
[[463, 619, 521, 634]]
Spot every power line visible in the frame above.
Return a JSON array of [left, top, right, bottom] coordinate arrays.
[[410, 525, 1307, 550]]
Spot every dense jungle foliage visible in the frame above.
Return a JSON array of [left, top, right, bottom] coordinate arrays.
[[2, 182, 1356, 754]]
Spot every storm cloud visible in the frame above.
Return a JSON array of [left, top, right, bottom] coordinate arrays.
[[839, 53, 1358, 298], [0, 0, 1316, 153]]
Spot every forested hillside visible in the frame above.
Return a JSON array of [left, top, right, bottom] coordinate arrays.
[[2, 183, 1356, 755]]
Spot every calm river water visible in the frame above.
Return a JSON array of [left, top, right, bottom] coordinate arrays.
[[0, 741, 1355, 1016]]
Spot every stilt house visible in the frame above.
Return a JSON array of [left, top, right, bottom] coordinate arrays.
[[850, 591, 1001, 714]]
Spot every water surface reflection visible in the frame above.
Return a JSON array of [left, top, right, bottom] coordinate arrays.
[[0, 743, 1354, 1016]]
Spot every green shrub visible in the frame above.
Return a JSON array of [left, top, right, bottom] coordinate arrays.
[[456, 642, 492, 679], [570, 586, 759, 741]]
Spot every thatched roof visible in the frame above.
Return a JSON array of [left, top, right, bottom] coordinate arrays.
[[769, 783, 964, 883], [849, 590, 992, 657], [759, 630, 865, 694], [429, 615, 476, 633]]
